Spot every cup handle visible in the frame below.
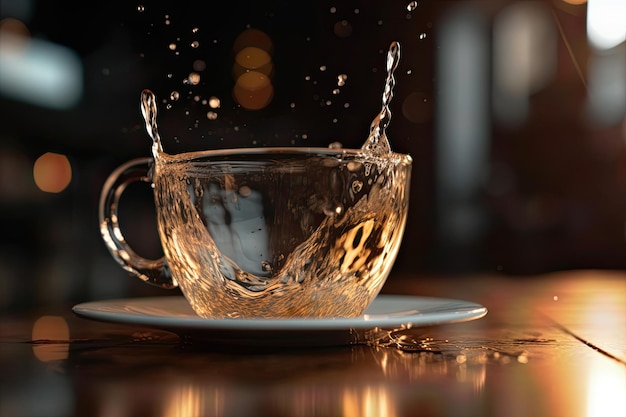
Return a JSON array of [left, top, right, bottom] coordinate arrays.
[[98, 157, 177, 289]]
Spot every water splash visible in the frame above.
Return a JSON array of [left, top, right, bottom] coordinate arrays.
[[361, 41, 401, 156], [142, 42, 402, 157], [140, 89, 163, 155]]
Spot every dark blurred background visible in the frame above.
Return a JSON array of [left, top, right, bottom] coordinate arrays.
[[1, 0, 625, 313]]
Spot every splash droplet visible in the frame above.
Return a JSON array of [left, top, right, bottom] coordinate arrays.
[[140, 89, 163, 154], [361, 41, 401, 156], [208, 96, 220, 108]]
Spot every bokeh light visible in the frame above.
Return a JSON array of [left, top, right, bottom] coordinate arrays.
[[232, 29, 275, 110], [31, 315, 70, 362], [0, 17, 82, 110], [33, 152, 72, 193], [492, 1, 556, 127], [233, 29, 274, 110], [587, 0, 626, 50], [233, 46, 273, 78], [232, 28, 273, 54], [233, 71, 274, 110]]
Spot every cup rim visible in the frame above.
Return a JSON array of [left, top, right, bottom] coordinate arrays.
[[155, 146, 413, 165]]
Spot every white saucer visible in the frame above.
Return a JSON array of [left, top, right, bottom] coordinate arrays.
[[73, 295, 486, 347]]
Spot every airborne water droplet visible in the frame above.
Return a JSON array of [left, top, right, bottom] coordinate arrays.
[[187, 72, 201, 85]]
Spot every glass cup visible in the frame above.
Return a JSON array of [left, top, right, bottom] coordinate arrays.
[[99, 147, 412, 318]]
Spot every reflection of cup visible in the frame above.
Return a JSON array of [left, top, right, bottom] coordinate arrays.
[[99, 147, 412, 318]]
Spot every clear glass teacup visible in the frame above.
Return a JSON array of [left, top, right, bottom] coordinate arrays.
[[99, 146, 412, 319]]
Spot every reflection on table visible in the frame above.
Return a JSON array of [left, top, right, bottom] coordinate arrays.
[[1, 269, 624, 417]]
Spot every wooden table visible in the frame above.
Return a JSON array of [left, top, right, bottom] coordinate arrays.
[[1, 269, 624, 417]]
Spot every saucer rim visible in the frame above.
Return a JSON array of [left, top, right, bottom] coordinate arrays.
[[72, 294, 488, 332]]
